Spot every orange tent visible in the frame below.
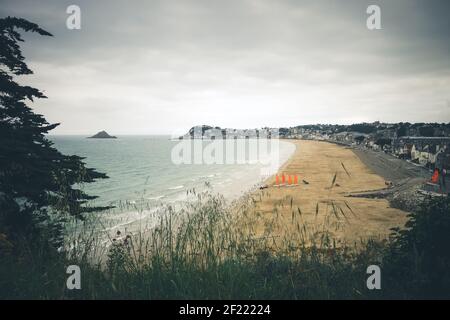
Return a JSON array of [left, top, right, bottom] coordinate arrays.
[[431, 169, 439, 184]]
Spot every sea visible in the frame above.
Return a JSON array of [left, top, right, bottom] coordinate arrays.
[[49, 135, 296, 233]]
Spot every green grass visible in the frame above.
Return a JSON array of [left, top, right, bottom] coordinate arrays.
[[1, 192, 449, 299]]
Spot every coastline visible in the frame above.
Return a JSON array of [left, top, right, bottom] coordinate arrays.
[[244, 139, 408, 246], [85, 138, 410, 245]]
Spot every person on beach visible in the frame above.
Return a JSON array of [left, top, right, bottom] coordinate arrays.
[[442, 168, 447, 192], [431, 168, 439, 184]]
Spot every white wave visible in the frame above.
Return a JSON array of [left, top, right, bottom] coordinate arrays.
[[168, 185, 184, 190], [147, 195, 165, 200]]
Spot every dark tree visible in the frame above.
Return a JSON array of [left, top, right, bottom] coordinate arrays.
[[375, 138, 392, 148], [386, 197, 450, 298], [347, 123, 376, 134], [354, 135, 365, 143], [396, 125, 408, 137], [0, 17, 109, 249], [419, 126, 435, 137]]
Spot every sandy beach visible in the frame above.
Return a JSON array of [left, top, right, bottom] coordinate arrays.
[[245, 140, 409, 246]]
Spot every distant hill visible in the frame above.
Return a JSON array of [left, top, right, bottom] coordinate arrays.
[[180, 125, 219, 139], [180, 125, 277, 139], [88, 131, 117, 139]]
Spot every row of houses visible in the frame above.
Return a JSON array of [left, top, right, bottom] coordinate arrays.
[[328, 133, 450, 170], [184, 125, 450, 170], [309, 133, 450, 170], [275, 123, 450, 171], [392, 137, 450, 169]]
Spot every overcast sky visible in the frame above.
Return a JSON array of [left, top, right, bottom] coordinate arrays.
[[1, 0, 449, 135]]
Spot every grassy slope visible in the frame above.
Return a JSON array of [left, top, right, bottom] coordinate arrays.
[[1, 192, 449, 299]]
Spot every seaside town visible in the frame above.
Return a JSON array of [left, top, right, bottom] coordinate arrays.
[[183, 122, 450, 203], [281, 122, 450, 170], [281, 122, 450, 201], [184, 122, 450, 172]]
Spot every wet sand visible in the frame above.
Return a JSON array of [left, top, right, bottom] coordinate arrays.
[[245, 140, 408, 246], [352, 147, 430, 183]]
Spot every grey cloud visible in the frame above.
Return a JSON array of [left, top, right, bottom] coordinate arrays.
[[1, 0, 449, 134]]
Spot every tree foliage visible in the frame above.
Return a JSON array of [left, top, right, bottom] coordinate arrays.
[[375, 138, 392, 147], [386, 197, 450, 298], [0, 17, 109, 249]]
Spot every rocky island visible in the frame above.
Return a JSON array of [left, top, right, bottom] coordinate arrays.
[[88, 131, 117, 139]]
